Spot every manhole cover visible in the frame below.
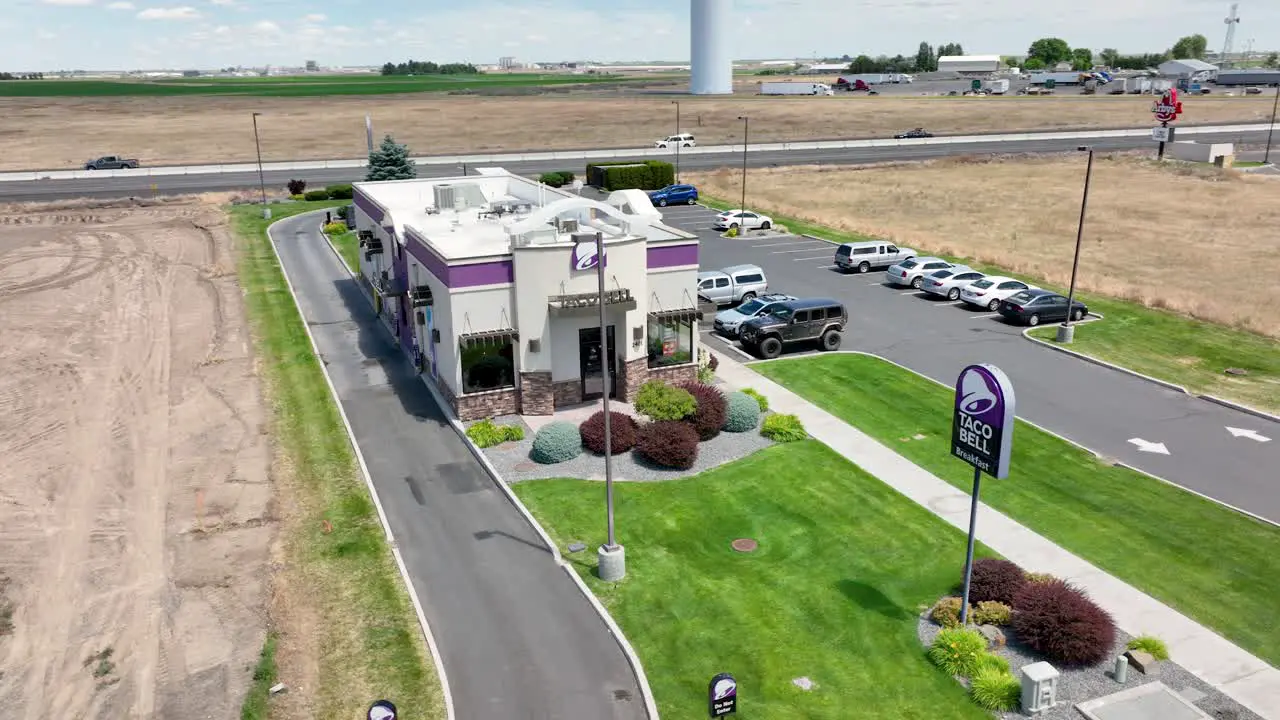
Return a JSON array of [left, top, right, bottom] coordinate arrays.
[[731, 538, 758, 552]]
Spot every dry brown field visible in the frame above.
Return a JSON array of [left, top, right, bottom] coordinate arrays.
[[0, 198, 274, 717], [687, 157, 1280, 337], [0, 93, 1273, 171]]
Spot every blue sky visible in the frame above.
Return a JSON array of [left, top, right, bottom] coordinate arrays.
[[6, 0, 1279, 71]]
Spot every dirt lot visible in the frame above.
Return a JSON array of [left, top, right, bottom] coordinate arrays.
[[0, 93, 1273, 171], [687, 157, 1280, 338], [0, 199, 274, 718]]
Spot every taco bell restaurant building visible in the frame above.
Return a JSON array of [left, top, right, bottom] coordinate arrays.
[[350, 169, 703, 421]]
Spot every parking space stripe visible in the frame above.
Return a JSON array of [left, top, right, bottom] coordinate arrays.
[[792, 254, 837, 261], [751, 240, 826, 248], [899, 290, 926, 295], [970, 313, 1000, 319], [932, 300, 964, 307], [772, 247, 834, 254]]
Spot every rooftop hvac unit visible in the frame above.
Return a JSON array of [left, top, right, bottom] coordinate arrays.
[[558, 218, 579, 234], [433, 184, 456, 212]]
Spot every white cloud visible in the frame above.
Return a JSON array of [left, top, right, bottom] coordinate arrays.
[[42, 0, 95, 6], [251, 20, 280, 33], [106, 1, 135, 8], [209, 0, 236, 5], [138, 6, 201, 19], [38, 29, 59, 39], [303, 13, 326, 22]]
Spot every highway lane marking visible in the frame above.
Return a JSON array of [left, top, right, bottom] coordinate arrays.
[[1128, 438, 1171, 455], [1226, 427, 1271, 443]]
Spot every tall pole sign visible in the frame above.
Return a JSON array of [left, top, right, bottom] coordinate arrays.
[[1152, 88, 1183, 161], [951, 364, 1016, 625]]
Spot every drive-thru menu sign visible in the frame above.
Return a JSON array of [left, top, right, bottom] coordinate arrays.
[[951, 364, 1016, 479]]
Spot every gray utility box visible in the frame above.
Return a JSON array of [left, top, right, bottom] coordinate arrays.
[[1021, 661, 1060, 714]]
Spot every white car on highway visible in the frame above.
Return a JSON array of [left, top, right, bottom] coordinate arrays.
[[959, 276, 1037, 311], [921, 267, 986, 300], [654, 133, 697, 148], [713, 209, 773, 231], [885, 257, 954, 288]]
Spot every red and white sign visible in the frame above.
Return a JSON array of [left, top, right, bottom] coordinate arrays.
[[1152, 89, 1183, 123]]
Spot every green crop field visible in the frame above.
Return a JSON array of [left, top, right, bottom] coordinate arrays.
[[0, 72, 645, 98]]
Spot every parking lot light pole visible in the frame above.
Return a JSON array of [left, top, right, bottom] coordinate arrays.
[[672, 100, 681, 182], [1056, 145, 1094, 345], [737, 116, 749, 223], [1265, 84, 1279, 165], [252, 112, 269, 219]]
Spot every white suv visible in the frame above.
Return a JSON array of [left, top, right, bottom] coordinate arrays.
[[654, 133, 696, 148]]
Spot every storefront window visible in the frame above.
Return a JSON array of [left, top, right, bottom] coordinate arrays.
[[647, 315, 694, 368], [461, 337, 515, 393]]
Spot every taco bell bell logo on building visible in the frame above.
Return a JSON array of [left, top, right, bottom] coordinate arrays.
[[571, 239, 606, 271], [951, 364, 1016, 479]]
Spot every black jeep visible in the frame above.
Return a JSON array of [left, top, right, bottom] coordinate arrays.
[[738, 298, 847, 359]]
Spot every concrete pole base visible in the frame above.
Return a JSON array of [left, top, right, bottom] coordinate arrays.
[[597, 544, 626, 582], [262, 207, 273, 220], [1055, 323, 1075, 344]]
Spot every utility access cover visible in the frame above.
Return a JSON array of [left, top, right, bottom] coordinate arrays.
[[1076, 682, 1212, 720]]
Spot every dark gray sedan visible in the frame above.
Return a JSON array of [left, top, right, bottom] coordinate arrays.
[[997, 289, 1089, 326]]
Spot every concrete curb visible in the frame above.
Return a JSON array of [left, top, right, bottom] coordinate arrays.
[[747, 349, 1280, 531], [318, 217, 661, 720], [266, 212, 457, 720], [1197, 394, 1280, 424]]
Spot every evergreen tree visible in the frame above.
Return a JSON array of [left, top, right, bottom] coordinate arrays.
[[365, 134, 417, 182]]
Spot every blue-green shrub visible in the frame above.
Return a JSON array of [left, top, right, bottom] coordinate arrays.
[[530, 422, 582, 464], [723, 391, 761, 432]]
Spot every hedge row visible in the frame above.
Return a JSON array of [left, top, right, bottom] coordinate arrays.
[[585, 160, 675, 191], [298, 183, 354, 201]]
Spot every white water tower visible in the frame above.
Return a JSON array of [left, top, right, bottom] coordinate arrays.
[[690, 0, 733, 95]]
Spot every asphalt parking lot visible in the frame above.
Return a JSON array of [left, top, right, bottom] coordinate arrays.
[[656, 201, 1280, 523]]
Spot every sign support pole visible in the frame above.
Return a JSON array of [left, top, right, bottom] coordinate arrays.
[[958, 466, 982, 625], [595, 231, 625, 582], [1157, 121, 1168, 161]]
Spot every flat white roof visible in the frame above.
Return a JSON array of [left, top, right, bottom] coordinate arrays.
[[938, 55, 1002, 63], [355, 170, 694, 262]]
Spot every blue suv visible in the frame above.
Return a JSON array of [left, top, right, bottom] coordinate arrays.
[[648, 184, 699, 207]]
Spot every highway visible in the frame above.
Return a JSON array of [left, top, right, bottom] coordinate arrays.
[[270, 213, 647, 719], [0, 127, 1272, 201]]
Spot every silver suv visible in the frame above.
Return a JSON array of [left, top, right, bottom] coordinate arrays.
[[834, 241, 916, 273]]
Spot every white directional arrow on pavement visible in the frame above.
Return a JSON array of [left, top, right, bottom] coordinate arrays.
[[1128, 438, 1170, 455], [1226, 427, 1272, 443]]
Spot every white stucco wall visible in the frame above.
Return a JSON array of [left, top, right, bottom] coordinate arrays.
[[1168, 141, 1233, 163]]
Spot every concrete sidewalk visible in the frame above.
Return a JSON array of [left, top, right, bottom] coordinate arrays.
[[709, 349, 1280, 720]]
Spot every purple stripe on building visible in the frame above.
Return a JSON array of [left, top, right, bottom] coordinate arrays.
[[404, 228, 513, 288], [647, 243, 699, 269], [405, 230, 449, 284], [354, 189, 385, 224]]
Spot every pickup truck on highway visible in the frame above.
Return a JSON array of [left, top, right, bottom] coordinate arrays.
[[84, 156, 140, 170]]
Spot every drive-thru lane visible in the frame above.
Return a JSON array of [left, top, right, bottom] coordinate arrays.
[[664, 203, 1280, 524], [270, 213, 647, 720]]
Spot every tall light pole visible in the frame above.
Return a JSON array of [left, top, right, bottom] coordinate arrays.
[[671, 100, 681, 182], [593, 230, 625, 581], [1056, 145, 1094, 345], [737, 115, 749, 222], [251, 112, 269, 219], [1265, 83, 1279, 165]]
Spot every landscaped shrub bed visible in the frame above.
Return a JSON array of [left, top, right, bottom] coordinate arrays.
[[930, 596, 970, 629], [723, 391, 761, 432], [968, 557, 1026, 605], [530, 422, 583, 464], [1011, 578, 1117, 667], [466, 418, 524, 448], [635, 420, 699, 470], [579, 411, 638, 455], [679, 382, 727, 441]]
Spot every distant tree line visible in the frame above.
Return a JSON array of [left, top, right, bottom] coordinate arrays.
[[0, 72, 46, 80], [839, 42, 964, 74], [380, 60, 479, 76]]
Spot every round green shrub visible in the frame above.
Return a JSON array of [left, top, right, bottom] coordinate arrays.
[[927, 627, 987, 677], [723, 391, 761, 432], [634, 380, 696, 422], [973, 600, 1013, 626], [970, 667, 1021, 711], [930, 596, 971, 629], [530, 422, 583, 464]]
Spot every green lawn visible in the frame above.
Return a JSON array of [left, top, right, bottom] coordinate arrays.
[[0, 73, 635, 97], [698, 192, 1279, 415], [230, 201, 445, 719], [514, 441, 994, 720], [326, 229, 360, 273], [753, 353, 1280, 667], [699, 195, 876, 243], [1233, 161, 1267, 168]]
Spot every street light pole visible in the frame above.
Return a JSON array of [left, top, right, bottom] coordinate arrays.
[[1057, 145, 1094, 345], [252, 112, 269, 219], [672, 100, 681, 183], [594, 230, 625, 581], [1265, 83, 1279, 165], [737, 115, 749, 222]]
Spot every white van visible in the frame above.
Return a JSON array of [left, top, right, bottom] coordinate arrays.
[[833, 241, 916, 274], [655, 133, 696, 148]]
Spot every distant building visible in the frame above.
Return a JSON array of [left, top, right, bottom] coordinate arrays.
[[800, 63, 851, 74], [1215, 69, 1280, 86], [936, 55, 1001, 74], [1158, 59, 1217, 79], [499, 56, 517, 70], [305, 60, 318, 72]]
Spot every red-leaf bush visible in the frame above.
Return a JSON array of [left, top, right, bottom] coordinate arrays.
[[679, 382, 728, 441], [635, 420, 699, 470], [579, 411, 638, 455], [1012, 578, 1117, 666], [967, 558, 1027, 605]]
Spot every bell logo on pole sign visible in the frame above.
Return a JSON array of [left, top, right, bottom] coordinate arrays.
[[951, 364, 1016, 479], [571, 239, 606, 271], [367, 700, 397, 720], [1152, 88, 1183, 123], [708, 672, 738, 717]]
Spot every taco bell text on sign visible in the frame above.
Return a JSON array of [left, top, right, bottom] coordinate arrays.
[[708, 672, 738, 717], [951, 364, 1016, 479]]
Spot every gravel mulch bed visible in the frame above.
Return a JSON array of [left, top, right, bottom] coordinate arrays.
[[477, 413, 776, 483], [917, 613, 1261, 720]]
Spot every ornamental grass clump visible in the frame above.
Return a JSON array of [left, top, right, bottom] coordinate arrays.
[[970, 667, 1021, 711], [927, 627, 987, 678]]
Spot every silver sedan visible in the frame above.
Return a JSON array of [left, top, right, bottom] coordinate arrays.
[[921, 267, 986, 300], [885, 257, 955, 288]]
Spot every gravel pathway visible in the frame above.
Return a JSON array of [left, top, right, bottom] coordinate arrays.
[[478, 413, 777, 483], [917, 613, 1261, 719]]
